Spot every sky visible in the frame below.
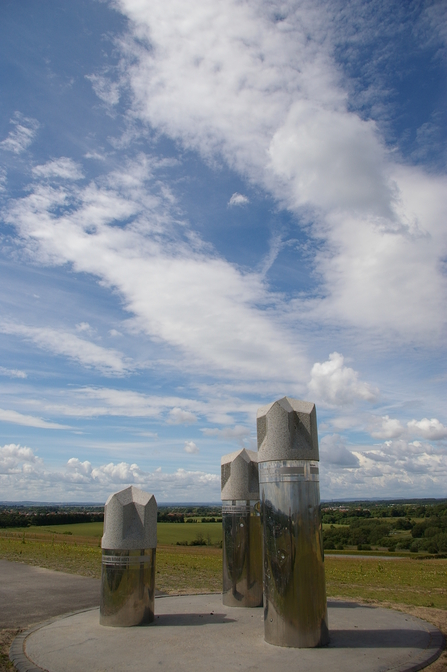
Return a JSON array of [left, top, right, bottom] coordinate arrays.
[[0, 0, 446, 503]]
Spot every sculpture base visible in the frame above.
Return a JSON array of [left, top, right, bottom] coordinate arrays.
[[13, 595, 443, 672]]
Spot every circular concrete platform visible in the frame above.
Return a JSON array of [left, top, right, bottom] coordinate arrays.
[[11, 595, 444, 672]]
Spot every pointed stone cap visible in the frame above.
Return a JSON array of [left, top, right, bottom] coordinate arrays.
[[257, 397, 319, 462], [101, 485, 157, 550], [221, 448, 259, 501]]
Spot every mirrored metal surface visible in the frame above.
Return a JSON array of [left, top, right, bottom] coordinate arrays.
[[100, 548, 156, 626], [222, 500, 263, 607], [259, 460, 329, 648]]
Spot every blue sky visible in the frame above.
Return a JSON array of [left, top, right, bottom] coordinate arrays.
[[0, 0, 446, 502]]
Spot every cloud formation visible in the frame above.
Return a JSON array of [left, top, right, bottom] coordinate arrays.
[[32, 158, 84, 181], [184, 440, 199, 454], [112, 0, 447, 344], [308, 352, 378, 406], [0, 366, 27, 379], [0, 444, 41, 474], [319, 434, 359, 468], [201, 425, 253, 449], [167, 408, 198, 425], [369, 415, 405, 440], [228, 193, 249, 207], [407, 418, 447, 441], [3, 160, 308, 385], [0, 446, 219, 501], [0, 410, 70, 430], [0, 322, 131, 376], [0, 112, 39, 154]]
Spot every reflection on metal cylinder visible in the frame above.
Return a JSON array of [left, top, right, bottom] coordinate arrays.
[[260, 461, 328, 647], [222, 500, 263, 607], [100, 548, 156, 626], [221, 448, 263, 608], [257, 397, 329, 648]]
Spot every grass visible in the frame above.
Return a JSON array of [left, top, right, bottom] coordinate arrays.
[[8, 521, 223, 546], [0, 532, 221, 593], [156, 522, 222, 546], [156, 545, 221, 594], [1, 528, 446, 608], [326, 556, 447, 609]]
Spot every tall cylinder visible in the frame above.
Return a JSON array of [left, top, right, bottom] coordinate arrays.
[[221, 448, 263, 607], [100, 486, 157, 627], [257, 397, 328, 647]]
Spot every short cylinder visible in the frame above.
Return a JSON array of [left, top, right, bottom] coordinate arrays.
[[222, 500, 263, 607], [259, 460, 329, 647], [100, 548, 156, 626]]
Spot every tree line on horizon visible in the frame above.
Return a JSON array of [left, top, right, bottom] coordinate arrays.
[[322, 501, 447, 553]]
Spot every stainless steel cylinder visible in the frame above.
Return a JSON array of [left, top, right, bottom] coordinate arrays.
[[221, 448, 262, 608], [222, 500, 263, 607], [259, 459, 328, 647], [100, 548, 156, 626], [100, 486, 157, 627]]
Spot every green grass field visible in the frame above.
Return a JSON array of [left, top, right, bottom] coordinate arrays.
[[8, 521, 223, 546], [0, 524, 446, 608]]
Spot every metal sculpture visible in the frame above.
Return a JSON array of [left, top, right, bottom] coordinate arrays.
[[221, 448, 263, 607], [257, 397, 328, 647], [100, 486, 157, 626]]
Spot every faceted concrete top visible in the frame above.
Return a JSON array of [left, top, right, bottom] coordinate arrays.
[[221, 448, 259, 501], [101, 486, 157, 550], [257, 397, 319, 462]]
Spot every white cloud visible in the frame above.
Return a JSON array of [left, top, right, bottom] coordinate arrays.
[[0, 167, 6, 192], [32, 158, 84, 181], [0, 322, 131, 376], [184, 440, 199, 454], [0, 444, 41, 474], [407, 418, 447, 441], [168, 408, 198, 425], [308, 352, 378, 406], [0, 112, 39, 154], [69, 388, 200, 419], [308, 167, 447, 343], [0, 409, 70, 430], [369, 415, 405, 440], [268, 102, 391, 216], [0, 366, 27, 379], [366, 416, 447, 442], [84, 152, 106, 161], [319, 434, 359, 468], [86, 73, 121, 106], [76, 322, 94, 334], [228, 193, 249, 207]]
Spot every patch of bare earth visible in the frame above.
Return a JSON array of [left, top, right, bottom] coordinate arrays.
[[0, 629, 20, 672]]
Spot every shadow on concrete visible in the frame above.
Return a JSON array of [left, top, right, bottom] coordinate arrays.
[[154, 612, 236, 626], [328, 629, 430, 648]]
